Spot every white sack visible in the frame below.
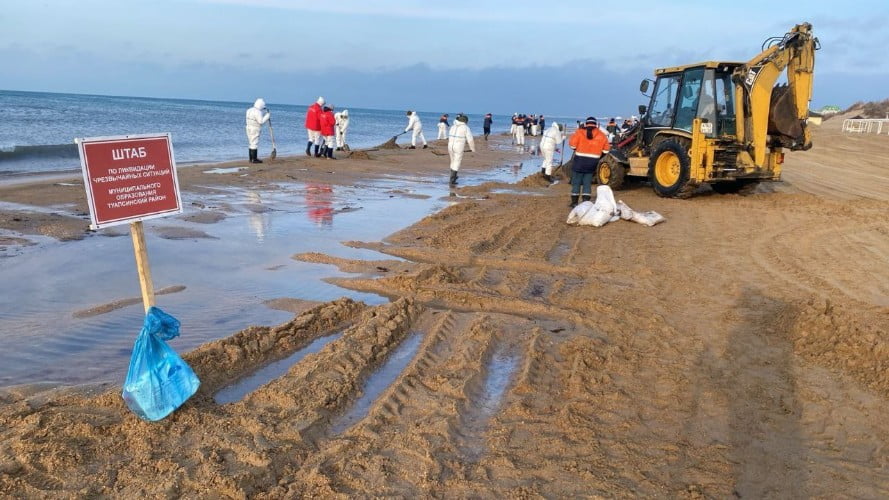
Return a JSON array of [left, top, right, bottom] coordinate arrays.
[[630, 211, 666, 227], [592, 185, 617, 214], [578, 209, 619, 227], [617, 200, 635, 220], [566, 201, 595, 225]]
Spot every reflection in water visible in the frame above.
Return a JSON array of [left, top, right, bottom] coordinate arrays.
[[0, 161, 546, 386], [306, 184, 334, 227], [246, 191, 269, 243]]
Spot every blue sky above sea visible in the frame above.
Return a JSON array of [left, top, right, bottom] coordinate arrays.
[[2, 0, 888, 115]]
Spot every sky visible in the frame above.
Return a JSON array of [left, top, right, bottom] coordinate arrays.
[[2, 0, 888, 115]]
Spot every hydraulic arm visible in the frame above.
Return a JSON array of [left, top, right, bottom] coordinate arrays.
[[734, 22, 818, 167]]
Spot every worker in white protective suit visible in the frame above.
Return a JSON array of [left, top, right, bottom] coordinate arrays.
[[334, 109, 350, 150], [245, 98, 271, 163], [514, 114, 526, 146], [404, 110, 428, 149], [447, 114, 475, 185], [539, 122, 564, 183], [437, 114, 450, 140]]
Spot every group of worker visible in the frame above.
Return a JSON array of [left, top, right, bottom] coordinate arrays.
[[244, 96, 351, 163], [304, 97, 350, 160], [247, 99, 612, 205], [509, 114, 546, 146]]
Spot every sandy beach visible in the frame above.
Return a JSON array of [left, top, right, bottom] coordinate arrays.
[[1, 118, 888, 497]]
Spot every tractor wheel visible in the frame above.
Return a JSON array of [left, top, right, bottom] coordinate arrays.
[[648, 139, 695, 198], [711, 180, 761, 195], [597, 156, 626, 190]]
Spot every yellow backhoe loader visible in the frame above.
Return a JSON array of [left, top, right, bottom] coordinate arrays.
[[598, 22, 819, 197]]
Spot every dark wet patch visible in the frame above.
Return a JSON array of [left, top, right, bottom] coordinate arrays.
[[179, 211, 227, 224], [153, 226, 218, 240], [72, 285, 187, 318]]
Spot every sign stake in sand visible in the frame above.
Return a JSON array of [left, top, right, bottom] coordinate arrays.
[[129, 221, 156, 311], [76, 133, 182, 310]]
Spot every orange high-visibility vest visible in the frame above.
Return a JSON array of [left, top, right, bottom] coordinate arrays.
[[569, 127, 610, 158]]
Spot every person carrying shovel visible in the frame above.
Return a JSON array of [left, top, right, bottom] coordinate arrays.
[[245, 98, 271, 164], [539, 121, 564, 183], [404, 110, 428, 149]]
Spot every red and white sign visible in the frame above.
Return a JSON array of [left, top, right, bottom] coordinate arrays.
[[77, 133, 182, 229]]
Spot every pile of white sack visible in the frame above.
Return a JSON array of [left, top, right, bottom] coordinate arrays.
[[566, 185, 666, 227]]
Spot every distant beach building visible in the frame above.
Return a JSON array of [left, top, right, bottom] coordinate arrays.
[[818, 105, 841, 115], [807, 110, 823, 126]]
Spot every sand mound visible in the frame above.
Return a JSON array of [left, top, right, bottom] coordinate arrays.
[[844, 98, 889, 118], [779, 297, 889, 396], [348, 150, 372, 160], [377, 137, 401, 149], [516, 172, 553, 188]]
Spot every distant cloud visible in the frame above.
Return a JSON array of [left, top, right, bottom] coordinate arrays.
[[194, 0, 592, 23]]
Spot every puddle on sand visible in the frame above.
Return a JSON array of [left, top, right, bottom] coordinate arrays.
[[0, 156, 541, 387], [214, 331, 344, 404], [330, 331, 423, 434], [461, 350, 520, 460]]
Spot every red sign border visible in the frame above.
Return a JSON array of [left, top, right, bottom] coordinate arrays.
[[76, 133, 183, 230]]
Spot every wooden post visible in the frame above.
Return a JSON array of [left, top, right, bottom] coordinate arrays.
[[130, 221, 156, 312]]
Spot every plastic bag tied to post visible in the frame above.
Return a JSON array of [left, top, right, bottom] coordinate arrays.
[[122, 306, 200, 421]]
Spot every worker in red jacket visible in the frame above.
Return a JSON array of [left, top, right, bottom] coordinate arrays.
[[319, 105, 337, 159], [304, 96, 324, 157]]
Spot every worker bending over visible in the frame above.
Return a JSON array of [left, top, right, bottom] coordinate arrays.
[[334, 109, 350, 150], [539, 122, 564, 183], [405, 110, 428, 149]]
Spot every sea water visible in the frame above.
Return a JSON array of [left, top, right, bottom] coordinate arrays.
[[0, 89, 572, 176]]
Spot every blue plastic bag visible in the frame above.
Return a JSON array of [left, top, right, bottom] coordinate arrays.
[[122, 306, 200, 421]]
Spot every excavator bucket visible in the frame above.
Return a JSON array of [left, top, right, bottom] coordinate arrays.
[[768, 84, 807, 150]]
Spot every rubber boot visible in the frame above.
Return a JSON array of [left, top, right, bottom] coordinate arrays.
[[314, 145, 321, 157], [569, 195, 579, 208], [306, 141, 313, 156], [449, 169, 458, 185], [327, 145, 335, 160], [582, 194, 591, 203], [422, 144, 428, 149], [248, 148, 253, 163]]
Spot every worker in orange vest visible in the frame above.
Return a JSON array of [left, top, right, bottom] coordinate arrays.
[[568, 117, 610, 207]]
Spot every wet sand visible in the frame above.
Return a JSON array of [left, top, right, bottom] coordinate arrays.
[[1, 123, 889, 497]]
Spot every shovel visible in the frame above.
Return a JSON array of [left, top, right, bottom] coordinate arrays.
[[392, 130, 409, 141], [268, 118, 277, 160], [552, 138, 568, 177]]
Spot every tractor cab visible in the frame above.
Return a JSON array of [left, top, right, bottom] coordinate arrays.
[[639, 62, 740, 144]]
